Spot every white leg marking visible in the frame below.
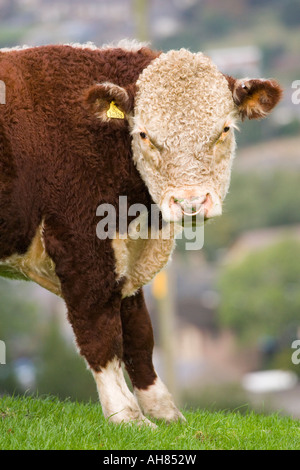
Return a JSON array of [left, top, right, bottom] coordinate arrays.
[[93, 358, 156, 427], [134, 376, 186, 423]]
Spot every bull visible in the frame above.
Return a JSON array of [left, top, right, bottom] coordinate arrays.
[[0, 41, 282, 425]]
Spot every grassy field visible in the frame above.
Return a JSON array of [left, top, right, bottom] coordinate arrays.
[[0, 395, 299, 450]]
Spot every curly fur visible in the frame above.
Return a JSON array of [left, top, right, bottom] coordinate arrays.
[[0, 43, 281, 424]]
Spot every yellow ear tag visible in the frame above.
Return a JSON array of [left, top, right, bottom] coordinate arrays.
[[107, 101, 125, 119]]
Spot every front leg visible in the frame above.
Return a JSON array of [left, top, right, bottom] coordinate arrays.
[[67, 290, 151, 425], [44, 227, 153, 426], [121, 290, 185, 422]]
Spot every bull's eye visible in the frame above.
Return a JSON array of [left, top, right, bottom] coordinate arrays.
[[223, 126, 230, 133], [140, 132, 147, 139]]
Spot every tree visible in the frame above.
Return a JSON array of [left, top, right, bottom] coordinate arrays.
[[217, 239, 300, 345], [0, 279, 40, 394], [36, 314, 97, 402], [202, 171, 300, 261], [0, 279, 97, 401]]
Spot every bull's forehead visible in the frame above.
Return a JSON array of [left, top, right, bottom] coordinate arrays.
[[134, 49, 235, 149]]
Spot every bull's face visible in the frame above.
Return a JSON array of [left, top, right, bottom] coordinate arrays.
[[132, 50, 238, 223], [85, 48, 282, 224]]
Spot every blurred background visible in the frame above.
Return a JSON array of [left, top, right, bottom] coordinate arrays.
[[0, 0, 300, 418]]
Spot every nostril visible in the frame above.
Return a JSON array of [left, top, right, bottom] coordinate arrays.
[[173, 197, 185, 204], [203, 193, 212, 209]]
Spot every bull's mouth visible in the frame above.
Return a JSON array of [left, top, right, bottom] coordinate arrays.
[[182, 208, 203, 216], [180, 213, 207, 228], [173, 197, 204, 217]]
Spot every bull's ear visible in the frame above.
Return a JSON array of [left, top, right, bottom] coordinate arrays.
[[225, 76, 283, 120], [83, 82, 135, 122]]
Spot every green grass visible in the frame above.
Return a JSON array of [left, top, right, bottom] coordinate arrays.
[[0, 395, 299, 450]]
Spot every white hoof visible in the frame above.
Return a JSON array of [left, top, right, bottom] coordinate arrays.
[[135, 376, 186, 423], [93, 358, 157, 428], [107, 408, 157, 428]]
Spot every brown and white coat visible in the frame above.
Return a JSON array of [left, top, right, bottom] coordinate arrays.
[[0, 41, 282, 425]]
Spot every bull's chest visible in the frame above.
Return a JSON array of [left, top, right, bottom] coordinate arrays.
[[112, 231, 176, 298], [0, 223, 176, 298]]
